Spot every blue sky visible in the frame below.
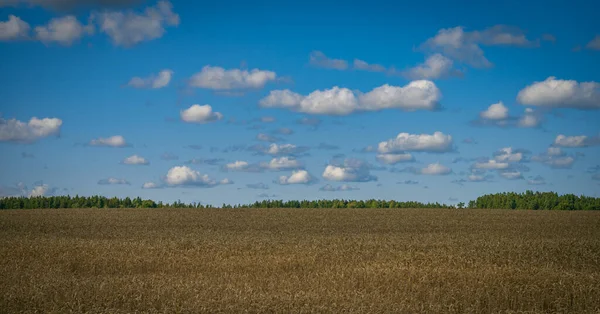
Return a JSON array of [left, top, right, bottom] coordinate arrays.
[[1, 0, 599, 205]]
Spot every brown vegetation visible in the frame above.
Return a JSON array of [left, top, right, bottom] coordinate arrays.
[[1, 208, 599, 313]]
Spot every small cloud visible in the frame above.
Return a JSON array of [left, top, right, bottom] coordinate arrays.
[[121, 154, 149, 165], [89, 135, 128, 147], [127, 69, 173, 89], [98, 177, 130, 185], [309, 51, 348, 70], [320, 184, 359, 192], [180, 104, 223, 124]]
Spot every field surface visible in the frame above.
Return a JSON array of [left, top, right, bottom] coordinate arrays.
[[1, 208, 600, 313]]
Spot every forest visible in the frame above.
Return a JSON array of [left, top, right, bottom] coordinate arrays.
[[0, 191, 599, 210]]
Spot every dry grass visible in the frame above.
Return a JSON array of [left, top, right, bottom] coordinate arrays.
[[1, 208, 599, 313]]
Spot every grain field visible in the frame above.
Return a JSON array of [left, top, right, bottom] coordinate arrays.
[[1, 208, 599, 313]]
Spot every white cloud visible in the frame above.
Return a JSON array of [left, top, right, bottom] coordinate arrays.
[[260, 81, 441, 115], [89, 135, 127, 147], [499, 171, 522, 180], [95, 0, 179, 47], [586, 35, 600, 50], [277, 170, 314, 185], [180, 104, 223, 123], [518, 108, 542, 128], [127, 69, 173, 89], [142, 181, 160, 189], [29, 184, 50, 197], [264, 143, 306, 156], [494, 147, 523, 162], [322, 159, 377, 182], [223, 161, 250, 171], [532, 149, 575, 169], [219, 178, 233, 185], [376, 153, 414, 165], [473, 159, 510, 170], [260, 157, 302, 171], [378, 131, 453, 153], [467, 174, 488, 182], [353, 59, 386, 72], [480, 101, 509, 120], [0, 116, 62, 143], [420, 163, 451, 175], [35, 15, 93, 46], [189, 65, 276, 90], [553, 134, 595, 148], [0, 15, 30, 41], [421, 25, 537, 68], [98, 177, 130, 185], [122, 154, 149, 165], [164, 165, 228, 187], [309, 51, 348, 70], [402, 54, 455, 79], [320, 184, 359, 192], [517, 77, 600, 109], [358, 81, 441, 111]]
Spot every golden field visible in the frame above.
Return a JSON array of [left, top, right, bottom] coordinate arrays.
[[1, 208, 599, 313]]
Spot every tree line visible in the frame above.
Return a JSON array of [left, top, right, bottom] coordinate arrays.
[[0, 191, 598, 210]]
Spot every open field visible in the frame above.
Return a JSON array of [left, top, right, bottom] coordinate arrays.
[[1, 208, 600, 313]]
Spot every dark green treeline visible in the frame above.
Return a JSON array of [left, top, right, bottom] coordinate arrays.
[[1, 191, 599, 210]]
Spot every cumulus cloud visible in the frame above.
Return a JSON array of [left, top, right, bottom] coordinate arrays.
[[402, 54, 458, 79], [142, 181, 160, 189], [189, 65, 277, 90], [322, 159, 377, 182], [586, 35, 600, 50], [532, 147, 575, 169], [480, 101, 509, 120], [98, 177, 130, 185], [378, 131, 453, 154], [518, 108, 542, 128], [247, 182, 269, 190], [94, 0, 179, 47], [89, 135, 128, 147], [353, 59, 386, 72], [180, 104, 223, 123], [28, 184, 55, 197], [0, 116, 62, 143], [127, 69, 173, 89], [420, 25, 537, 68], [494, 147, 524, 163], [376, 153, 414, 165], [35, 15, 94, 46], [163, 165, 229, 188], [309, 51, 348, 70], [320, 184, 359, 192], [517, 77, 600, 109], [223, 161, 251, 171], [277, 170, 314, 185], [0, 15, 30, 41], [403, 163, 451, 175], [473, 159, 510, 170], [553, 134, 600, 148], [477, 102, 541, 128], [499, 170, 523, 180], [260, 81, 441, 115], [250, 143, 309, 156], [260, 157, 303, 171], [122, 154, 149, 165]]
